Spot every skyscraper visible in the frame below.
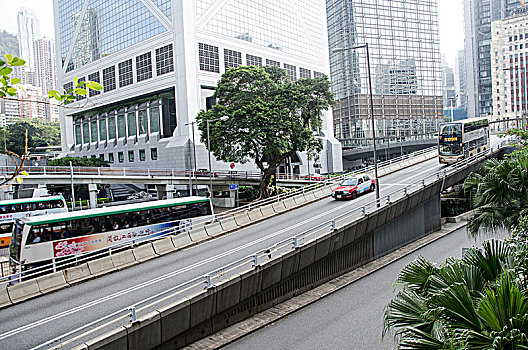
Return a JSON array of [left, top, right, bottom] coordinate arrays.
[[54, 0, 342, 174], [441, 57, 456, 110], [455, 49, 468, 111], [326, 0, 443, 148], [34, 37, 57, 95], [17, 7, 40, 70], [463, 0, 522, 118]]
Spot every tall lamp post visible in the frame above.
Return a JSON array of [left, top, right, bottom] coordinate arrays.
[[184, 121, 198, 196], [206, 116, 228, 200], [333, 44, 380, 206]]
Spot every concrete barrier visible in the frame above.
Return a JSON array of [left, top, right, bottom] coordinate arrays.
[[219, 217, 237, 231], [189, 227, 209, 242], [314, 188, 327, 199], [125, 311, 162, 350], [7, 279, 41, 303], [64, 263, 92, 284], [205, 222, 223, 237], [83, 326, 128, 350], [133, 243, 157, 262], [260, 204, 275, 217], [0, 285, 11, 308], [293, 194, 306, 205], [234, 212, 251, 226], [158, 299, 191, 347], [152, 237, 176, 255], [248, 208, 263, 221], [172, 232, 193, 248], [303, 191, 317, 201], [88, 256, 116, 276], [272, 201, 287, 213], [111, 250, 138, 269], [283, 197, 298, 209], [36, 271, 69, 294]]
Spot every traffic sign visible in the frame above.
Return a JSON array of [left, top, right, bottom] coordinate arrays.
[[229, 184, 239, 191]]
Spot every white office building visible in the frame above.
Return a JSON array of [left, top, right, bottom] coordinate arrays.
[[17, 7, 40, 71], [53, 0, 343, 175]]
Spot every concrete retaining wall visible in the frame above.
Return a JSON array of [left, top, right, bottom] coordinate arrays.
[[78, 179, 443, 349]]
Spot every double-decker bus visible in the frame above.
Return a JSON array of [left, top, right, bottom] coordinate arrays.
[[439, 117, 490, 164], [0, 196, 67, 248], [9, 196, 212, 269]]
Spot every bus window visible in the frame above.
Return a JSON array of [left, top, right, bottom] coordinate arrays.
[[0, 223, 12, 234], [440, 124, 461, 135]]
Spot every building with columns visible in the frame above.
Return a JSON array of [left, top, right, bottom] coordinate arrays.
[[53, 0, 342, 175]]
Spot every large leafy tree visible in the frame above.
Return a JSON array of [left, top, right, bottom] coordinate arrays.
[[384, 239, 528, 349], [5, 119, 60, 156], [196, 66, 334, 198]]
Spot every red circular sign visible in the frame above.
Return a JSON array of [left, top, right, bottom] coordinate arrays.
[[230, 163, 235, 169]]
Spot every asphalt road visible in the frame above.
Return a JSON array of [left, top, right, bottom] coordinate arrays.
[[0, 156, 448, 349], [225, 226, 508, 350]]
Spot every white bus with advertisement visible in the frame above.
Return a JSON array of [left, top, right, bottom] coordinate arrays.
[[439, 117, 490, 164]]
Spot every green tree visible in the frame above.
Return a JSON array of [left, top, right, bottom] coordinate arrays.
[[196, 66, 334, 198], [4, 119, 60, 156], [47, 156, 109, 167], [383, 239, 528, 349]]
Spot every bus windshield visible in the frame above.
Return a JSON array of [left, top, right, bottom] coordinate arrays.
[[9, 220, 24, 263], [440, 123, 462, 135]]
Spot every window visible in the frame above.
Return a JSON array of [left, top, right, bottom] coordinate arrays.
[[108, 116, 116, 139], [102, 66, 116, 92], [128, 150, 134, 162], [300, 68, 311, 79], [90, 120, 98, 142], [108, 153, 114, 163], [63, 82, 73, 99], [119, 59, 133, 87], [284, 64, 297, 81], [75, 124, 82, 145], [76, 77, 86, 101], [199, 43, 219, 73], [117, 114, 126, 138], [88, 72, 101, 97], [314, 71, 325, 79], [99, 154, 105, 160], [139, 149, 146, 161], [118, 152, 124, 163], [151, 148, 158, 160], [99, 118, 107, 141], [127, 112, 137, 137], [150, 106, 160, 133], [246, 54, 262, 67], [156, 44, 174, 76], [224, 49, 242, 70], [266, 59, 280, 67], [206, 96, 216, 110], [136, 52, 152, 82], [138, 110, 148, 134], [82, 122, 89, 144]]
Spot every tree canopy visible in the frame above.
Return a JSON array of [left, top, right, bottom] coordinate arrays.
[[47, 156, 109, 167], [196, 65, 334, 198], [4, 119, 60, 156]]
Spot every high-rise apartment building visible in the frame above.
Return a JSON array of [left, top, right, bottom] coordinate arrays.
[[491, 7, 528, 130], [54, 0, 342, 174], [463, 0, 522, 118], [441, 57, 456, 110], [17, 7, 40, 70], [34, 37, 57, 94], [455, 49, 468, 111], [326, 0, 443, 148]]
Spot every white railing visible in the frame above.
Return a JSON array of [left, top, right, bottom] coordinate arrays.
[[30, 143, 508, 350]]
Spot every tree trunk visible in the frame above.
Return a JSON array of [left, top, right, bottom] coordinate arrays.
[[259, 165, 277, 199]]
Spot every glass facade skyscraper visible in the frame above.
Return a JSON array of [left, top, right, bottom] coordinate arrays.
[[326, 0, 443, 148], [54, 0, 342, 174], [464, 0, 522, 118]]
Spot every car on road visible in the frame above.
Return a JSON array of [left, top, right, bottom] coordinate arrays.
[[331, 174, 375, 200], [304, 174, 328, 181]]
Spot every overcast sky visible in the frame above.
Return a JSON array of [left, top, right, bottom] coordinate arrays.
[[0, 0, 465, 69]]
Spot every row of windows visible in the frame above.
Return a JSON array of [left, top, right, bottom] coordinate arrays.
[[64, 44, 174, 97], [74, 104, 161, 145], [198, 42, 324, 80], [87, 148, 158, 164]]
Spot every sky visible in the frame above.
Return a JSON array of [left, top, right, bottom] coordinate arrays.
[[0, 0, 465, 69]]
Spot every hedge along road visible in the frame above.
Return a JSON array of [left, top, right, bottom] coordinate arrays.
[[1, 157, 448, 350]]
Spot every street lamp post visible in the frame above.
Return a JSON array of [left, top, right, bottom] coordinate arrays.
[[333, 44, 380, 206]]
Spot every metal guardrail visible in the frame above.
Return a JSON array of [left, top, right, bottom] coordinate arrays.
[[0, 146, 440, 284], [30, 143, 510, 350]]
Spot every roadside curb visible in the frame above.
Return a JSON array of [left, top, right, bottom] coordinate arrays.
[[184, 218, 468, 350]]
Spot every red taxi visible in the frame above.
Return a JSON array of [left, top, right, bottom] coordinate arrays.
[[331, 174, 375, 200]]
